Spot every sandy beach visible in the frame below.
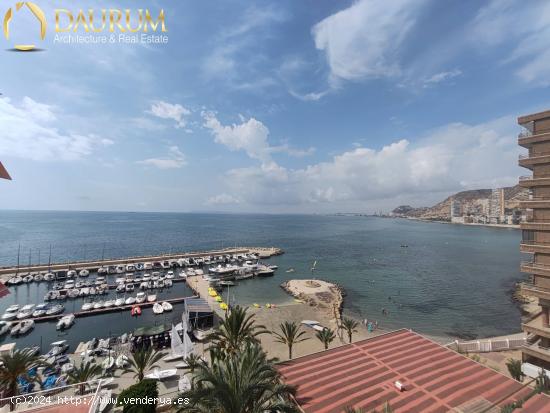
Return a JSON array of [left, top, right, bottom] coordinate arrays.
[[187, 275, 386, 361]]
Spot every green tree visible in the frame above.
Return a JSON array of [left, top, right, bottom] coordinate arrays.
[[505, 358, 523, 382], [272, 321, 309, 360], [535, 368, 550, 394], [126, 347, 164, 382], [178, 343, 298, 413], [117, 379, 158, 413], [340, 318, 359, 344], [68, 360, 103, 395], [0, 348, 45, 410], [208, 305, 268, 356], [316, 328, 336, 350]]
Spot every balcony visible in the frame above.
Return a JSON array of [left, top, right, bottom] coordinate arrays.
[[522, 313, 550, 338], [520, 260, 550, 276], [521, 282, 550, 300], [522, 340, 550, 364], [519, 198, 550, 210], [520, 240, 550, 253], [518, 131, 550, 147], [519, 150, 550, 169], [519, 175, 550, 187]]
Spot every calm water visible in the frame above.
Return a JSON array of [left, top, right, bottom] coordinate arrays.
[[0, 211, 527, 350]]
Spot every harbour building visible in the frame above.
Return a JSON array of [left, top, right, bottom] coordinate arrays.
[[518, 109, 550, 370], [489, 188, 505, 224]]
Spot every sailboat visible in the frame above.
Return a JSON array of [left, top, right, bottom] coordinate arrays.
[[310, 260, 317, 273], [163, 323, 188, 362]]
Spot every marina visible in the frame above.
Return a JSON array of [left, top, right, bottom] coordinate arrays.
[[0, 245, 282, 350]]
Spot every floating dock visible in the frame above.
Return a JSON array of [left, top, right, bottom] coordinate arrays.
[[27, 295, 197, 323]]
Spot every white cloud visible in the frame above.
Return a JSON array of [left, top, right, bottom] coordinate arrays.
[[137, 146, 186, 169], [148, 101, 191, 129], [269, 144, 316, 158], [471, 0, 550, 85], [288, 89, 330, 102], [202, 112, 272, 163], [0, 97, 111, 161], [422, 69, 462, 87], [206, 193, 241, 205], [216, 116, 520, 208], [312, 0, 426, 83]]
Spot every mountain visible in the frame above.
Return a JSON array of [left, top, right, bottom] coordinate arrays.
[[392, 185, 528, 221]]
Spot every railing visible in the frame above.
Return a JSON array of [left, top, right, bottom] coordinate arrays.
[[519, 150, 550, 160], [519, 129, 533, 138], [520, 260, 550, 270], [0, 379, 104, 412], [449, 337, 527, 353], [519, 175, 533, 181], [521, 282, 550, 297]]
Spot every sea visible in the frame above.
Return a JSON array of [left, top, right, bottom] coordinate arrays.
[[0, 210, 526, 351]]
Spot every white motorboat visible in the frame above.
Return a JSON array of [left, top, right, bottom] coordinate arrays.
[[140, 282, 148, 290], [56, 314, 75, 330], [115, 354, 128, 368], [95, 276, 106, 286], [93, 301, 104, 309], [11, 319, 34, 336], [144, 262, 153, 270], [44, 272, 55, 281], [34, 273, 44, 282], [7, 276, 22, 285], [125, 284, 134, 292], [46, 304, 64, 315], [16, 304, 35, 319], [44, 290, 60, 301], [115, 265, 125, 274], [45, 340, 69, 357], [79, 269, 90, 277], [80, 287, 90, 296], [97, 267, 108, 274], [144, 368, 177, 380], [126, 264, 136, 272], [0, 321, 10, 336], [32, 303, 48, 317], [22, 274, 34, 283], [166, 271, 174, 279], [256, 266, 275, 277], [116, 284, 125, 293], [179, 270, 187, 279], [67, 270, 77, 278], [68, 289, 80, 298], [81, 302, 93, 311], [102, 356, 115, 370], [136, 292, 146, 303], [153, 303, 164, 314], [143, 273, 152, 281], [2, 306, 18, 321], [64, 280, 75, 289], [165, 279, 173, 287], [147, 294, 156, 302], [104, 300, 115, 308], [115, 298, 125, 306], [161, 302, 173, 312], [125, 297, 136, 305]]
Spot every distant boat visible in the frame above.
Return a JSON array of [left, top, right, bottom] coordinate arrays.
[[153, 303, 164, 314], [162, 302, 173, 312], [310, 260, 317, 272], [285, 268, 295, 273], [56, 314, 75, 330]]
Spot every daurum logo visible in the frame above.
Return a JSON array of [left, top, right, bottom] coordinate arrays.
[[3, 2, 47, 51]]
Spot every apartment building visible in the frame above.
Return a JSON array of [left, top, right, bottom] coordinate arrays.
[[518, 109, 550, 369]]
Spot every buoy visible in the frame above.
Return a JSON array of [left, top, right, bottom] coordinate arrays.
[[253, 303, 260, 308]]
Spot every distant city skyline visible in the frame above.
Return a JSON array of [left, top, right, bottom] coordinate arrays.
[[1, 0, 549, 213]]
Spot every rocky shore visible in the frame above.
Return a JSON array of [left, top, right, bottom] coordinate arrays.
[[281, 279, 345, 320]]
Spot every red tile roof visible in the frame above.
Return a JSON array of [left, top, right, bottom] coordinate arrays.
[[278, 329, 549, 413]]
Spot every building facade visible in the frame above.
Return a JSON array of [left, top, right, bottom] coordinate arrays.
[[518, 109, 550, 369]]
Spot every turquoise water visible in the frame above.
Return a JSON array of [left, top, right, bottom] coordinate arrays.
[[0, 211, 526, 348]]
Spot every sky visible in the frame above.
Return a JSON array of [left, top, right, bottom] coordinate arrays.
[[0, 0, 549, 213]]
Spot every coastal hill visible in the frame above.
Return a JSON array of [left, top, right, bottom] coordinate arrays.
[[392, 185, 528, 221]]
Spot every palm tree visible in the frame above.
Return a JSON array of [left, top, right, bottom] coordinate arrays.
[[68, 360, 103, 395], [0, 349, 44, 410], [340, 318, 359, 344], [505, 358, 523, 382], [182, 353, 203, 375], [272, 321, 309, 360], [178, 343, 298, 413], [209, 305, 268, 355], [126, 347, 164, 382], [316, 328, 336, 350]]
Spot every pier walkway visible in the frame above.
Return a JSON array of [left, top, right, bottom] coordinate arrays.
[[0, 246, 283, 279]]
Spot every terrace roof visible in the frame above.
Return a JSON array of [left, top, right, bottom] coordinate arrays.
[[278, 329, 550, 413]]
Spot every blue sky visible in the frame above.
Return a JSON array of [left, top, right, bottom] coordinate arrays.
[[0, 0, 549, 213]]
